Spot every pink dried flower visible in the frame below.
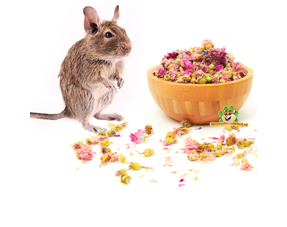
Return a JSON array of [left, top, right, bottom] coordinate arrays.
[[240, 162, 254, 171], [129, 129, 146, 144], [219, 134, 225, 143], [201, 39, 214, 48], [213, 76, 219, 83], [216, 65, 224, 71], [201, 152, 216, 161], [182, 59, 193, 70], [179, 178, 185, 182], [200, 64, 209, 72], [76, 144, 93, 162], [195, 69, 204, 77], [157, 65, 166, 77], [187, 152, 199, 161], [181, 69, 191, 76], [163, 51, 179, 60], [107, 152, 119, 162]]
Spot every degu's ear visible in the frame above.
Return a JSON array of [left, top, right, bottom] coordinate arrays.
[[83, 6, 100, 35], [111, 5, 120, 24]]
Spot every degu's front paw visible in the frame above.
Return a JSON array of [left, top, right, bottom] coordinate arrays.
[[108, 113, 124, 121], [116, 77, 124, 89], [102, 81, 117, 93]]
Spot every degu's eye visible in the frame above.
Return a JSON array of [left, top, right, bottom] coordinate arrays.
[[104, 32, 114, 38]]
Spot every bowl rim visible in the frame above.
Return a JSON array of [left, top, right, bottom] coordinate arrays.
[[147, 65, 253, 87]]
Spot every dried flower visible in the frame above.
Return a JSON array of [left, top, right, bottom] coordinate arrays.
[[98, 130, 106, 136], [236, 139, 244, 149], [143, 148, 155, 157], [226, 134, 237, 146], [76, 144, 93, 162], [129, 129, 146, 144], [100, 153, 111, 165], [180, 120, 191, 128], [101, 147, 111, 153], [101, 139, 110, 147], [71, 141, 83, 151], [236, 153, 243, 159], [187, 152, 199, 161], [121, 174, 131, 184], [241, 158, 248, 163], [215, 150, 223, 157], [119, 153, 126, 163], [240, 162, 254, 171], [130, 162, 141, 170], [145, 125, 154, 135]]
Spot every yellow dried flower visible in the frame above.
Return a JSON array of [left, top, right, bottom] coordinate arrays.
[[145, 125, 153, 135], [236, 153, 243, 159], [86, 138, 92, 145], [119, 153, 126, 163], [130, 162, 141, 170], [101, 139, 110, 147], [210, 64, 215, 69], [199, 153, 205, 159], [241, 158, 248, 163], [121, 174, 131, 184], [110, 127, 116, 132], [236, 140, 244, 149], [208, 70, 214, 75], [166, 133, 174, 140], [107, 131, 114, 137], [98, 130, 106, 136], [164, 75, 171, 81], [217, 141, 222, 148], [206, 44, 212, 49], [166, 138, 174, 145], [116, 124, 123, 131], [177, 74, 181, 78], [100, 154, 111, 165], [143, 148, 155, 157], [216, 150, 223, 157], [208, 144, 215, 149], [198, 144, 206, 150], [225, 126, 232, 131], [220, 79, 226, 83], [231, 126, 239, 130]]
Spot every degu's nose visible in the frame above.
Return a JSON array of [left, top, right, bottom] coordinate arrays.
[[126, 47, 131, 54]]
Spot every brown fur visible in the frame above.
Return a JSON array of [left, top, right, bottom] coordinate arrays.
[[30, 5, 132, 133]]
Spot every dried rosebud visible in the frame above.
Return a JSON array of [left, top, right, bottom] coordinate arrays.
[[143, 148, 155, 157], [240, 162, 254, 171], [130, 162, 141, 170], [121, 174, 131, 184], [119, 153, 126, 163]]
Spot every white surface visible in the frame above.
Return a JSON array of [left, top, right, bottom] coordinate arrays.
[[2, 0, 287, 226]]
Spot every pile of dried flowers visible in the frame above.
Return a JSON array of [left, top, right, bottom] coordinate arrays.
[[152, 39, 248, 84], [182, 133, 255, 171], [106, 121, 128, 137]]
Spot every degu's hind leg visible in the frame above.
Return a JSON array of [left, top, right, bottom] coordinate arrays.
[[94, 90, 124, 121]]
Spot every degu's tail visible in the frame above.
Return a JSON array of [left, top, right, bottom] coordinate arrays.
[[30, 112, 63, 120]]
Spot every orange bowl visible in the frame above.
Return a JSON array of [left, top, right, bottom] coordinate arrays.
[[147, 66, 254, 124]]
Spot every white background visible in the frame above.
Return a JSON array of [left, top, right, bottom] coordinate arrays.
[[1, 0, 287, 226]]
